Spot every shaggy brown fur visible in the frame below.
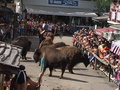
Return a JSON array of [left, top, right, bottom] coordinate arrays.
[[43, 31, 54, 41], [57, 46, 80, 59], [33, 46, 68, 79], [57, 46, 90, 73], [12, 36, 32, 60], [39, 36, 67, 48], [39, 36, 53, 48], [37, 37, 89, 74]]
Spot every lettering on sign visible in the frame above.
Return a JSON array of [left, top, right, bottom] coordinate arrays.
[[48, 0, 78, 6]]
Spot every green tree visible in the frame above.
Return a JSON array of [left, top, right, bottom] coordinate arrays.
[[81, 0, 111, 15], [96, 0, 111, 12], [92, 0, 111, 16]]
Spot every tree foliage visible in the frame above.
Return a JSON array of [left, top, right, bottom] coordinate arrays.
[[96, 0, 111, 12]]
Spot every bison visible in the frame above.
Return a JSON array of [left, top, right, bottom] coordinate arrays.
[[57, 46, 90, 74], [35, 37, 90, 75], [33, 46, 68, 79], [12, 36, 32, 60]]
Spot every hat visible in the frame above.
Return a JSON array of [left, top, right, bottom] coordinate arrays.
[[19, 65, 25, 70]]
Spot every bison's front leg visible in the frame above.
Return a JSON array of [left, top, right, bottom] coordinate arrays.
[[49, 67, 53, 77], [68, 64, 74, 74], [24, 56, 27, 60], [60, 65, 67, 79], [22, 56, 27, 60]]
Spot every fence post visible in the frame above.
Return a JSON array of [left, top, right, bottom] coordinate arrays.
[[0, 74, 4, 90], [94, 58, 98, 70]]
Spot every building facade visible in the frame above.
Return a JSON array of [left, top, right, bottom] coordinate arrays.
[[107, 0, 120, 40], [14, 0, 97, 26], [108, 0, 120, 24], [22, 0, 97, 17]]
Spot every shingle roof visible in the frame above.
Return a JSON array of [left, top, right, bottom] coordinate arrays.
[[0, 41, 22, 74]]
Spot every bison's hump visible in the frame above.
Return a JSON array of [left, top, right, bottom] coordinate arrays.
[[58, 46, 82, 60]]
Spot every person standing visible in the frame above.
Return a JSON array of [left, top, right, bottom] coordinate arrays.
[[38, 28, 45, 44], [10, 65, 28, 90], [38, 52, 46, 87]]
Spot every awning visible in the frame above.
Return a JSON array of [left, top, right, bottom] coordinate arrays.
[[95, 28, 116, 33], [107, 21, 120, 25], [95, 28, 116, 36], [92, 15, 108, 21], [95, 28, 117, 40], [26, 5, 97, 17], [110, 24, 120, 30]]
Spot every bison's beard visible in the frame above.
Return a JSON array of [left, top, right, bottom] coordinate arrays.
[[33, 49, 41, 63], [33, 53, 41, 63], [83, 55, 90, 67]]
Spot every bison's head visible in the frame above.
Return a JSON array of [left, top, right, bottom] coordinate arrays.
[[82, 54, 90, 67], [33, 49, 41, 63]]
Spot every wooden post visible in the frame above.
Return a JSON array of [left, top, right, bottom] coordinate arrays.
[[94, 58, 97, 70], [0, 74, 4, 90]]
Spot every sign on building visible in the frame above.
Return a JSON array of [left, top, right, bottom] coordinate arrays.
[[48, 0, 78, 6]]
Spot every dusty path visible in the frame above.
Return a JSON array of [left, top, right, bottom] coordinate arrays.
[[21, 36, 117, 90]]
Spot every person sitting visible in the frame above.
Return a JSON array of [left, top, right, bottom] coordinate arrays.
[[115, 66, 120, 90], [111, 62, 120, 90], [89, 44, 99, 69], [10, 65, 39, 90], [99, 44, 109, 59]]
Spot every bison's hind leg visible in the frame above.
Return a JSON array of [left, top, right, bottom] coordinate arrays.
[[49, 67, 53, 77], [68, 64, 74, 74], [60, 65, 67, 79], [24, 56, 27, 60], [22, 56, 27, 60]]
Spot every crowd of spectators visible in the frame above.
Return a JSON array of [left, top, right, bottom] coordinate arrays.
[[72, 28, 120, 90], [0, 14, 74, 42], [17, 14, 74, 36]]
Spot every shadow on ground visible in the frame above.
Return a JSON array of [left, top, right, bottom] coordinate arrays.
[[20, 59, 35, 62], [74, 73, 104, 78], [49, 75, 88, 83]]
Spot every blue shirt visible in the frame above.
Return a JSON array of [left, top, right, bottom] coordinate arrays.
[[40, 57, 45, 72]]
